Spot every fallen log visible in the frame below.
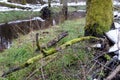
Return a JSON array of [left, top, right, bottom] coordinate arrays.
[[0, 2, 31, 10], [1, 36, 99, 77], [43, 36, 99, 56]]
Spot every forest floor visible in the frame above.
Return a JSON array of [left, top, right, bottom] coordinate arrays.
[[0, 17, 96, 80]]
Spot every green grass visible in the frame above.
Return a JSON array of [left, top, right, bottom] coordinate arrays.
[[0, 2, 28, 9], [0, 18, 94, 80], [51, 6, 86, 13], [0, 11, 40, 23], [0, 5, 86, 24]]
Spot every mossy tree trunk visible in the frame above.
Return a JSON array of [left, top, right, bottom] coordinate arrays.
[[60, 0, 63, 4], [21, 0, 26, 5], [62, 0, 68, 20], [75, 0, 78, 3], [84, 0, 113, 37], [48, 0, 51, 7], [39, 0, 44, 5]]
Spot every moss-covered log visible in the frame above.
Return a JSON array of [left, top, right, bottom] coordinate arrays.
[[43, 36, 99, 55], [85, 0, 113, 37], [1, 36, 99, 77]]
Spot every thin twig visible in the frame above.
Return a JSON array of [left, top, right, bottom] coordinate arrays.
[[40, 59, 45, 80], [81, 61, 87, 80], [94, 60, 112, 71], [25, 53, 58, 80], [87, 61, 97, 75]]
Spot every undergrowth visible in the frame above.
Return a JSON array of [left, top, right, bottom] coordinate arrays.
[[0, 18, 94, 80]]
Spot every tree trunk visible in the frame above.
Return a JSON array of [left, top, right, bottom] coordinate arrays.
[[48, 0, 51, 7], [21, 0, 26, 5], [75, 0, 78, 3], [60, 0, 63, 4], [39, 0, 44, 4], [84, 0, 113, 37], [62, 0, 68, 20]]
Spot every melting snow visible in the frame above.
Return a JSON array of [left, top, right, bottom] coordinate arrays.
[[106, 22, 120, 60], [0, 1, 86, 12], [113, 1, 120, 6], [8, 17, 45, 24], [106, 29, 119, 43], [0, 6, 22, 11], [0, 0, 7, 2]]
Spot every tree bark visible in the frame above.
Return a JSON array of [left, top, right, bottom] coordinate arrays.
[[48, 0, 51, 8], [62, 0, 68, 20], [21, 0, 27, 5], [85, 0, 113, 37]]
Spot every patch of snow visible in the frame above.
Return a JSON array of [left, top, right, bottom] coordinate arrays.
[[109, 43, 120, 53], [118, 50, 120, 60], [32, 17, 45, 22], [68, 2, 86, 6], [113, 1, 120, 5], [0, 0, 7, 2], [31, 4, 48, 11], [114, 22, 120, 29], [114, 11, 120, 20], [114, 11, 119, 16], [52, 19, 56, 26], [0, 6, 22, 11], [106, 27, 120, 60], [77, 10, 86, 12], [106, 29, 119, 43], [92, 43, 102, 48], [0, 1, 86, 12], [8, 17, 45, 24], [43, 0, 60, 3]]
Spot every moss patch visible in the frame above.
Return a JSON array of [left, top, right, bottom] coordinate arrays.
[[85, 0, 113, 37]]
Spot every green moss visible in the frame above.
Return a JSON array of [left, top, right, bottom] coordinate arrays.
[[27, 54, 43, 64], [85, 0, 113, 37], [21, 0, 27, 5]]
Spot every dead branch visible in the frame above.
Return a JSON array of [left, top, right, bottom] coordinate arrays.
[[35, 31, 68, 51], [94, 60, 112, 71], [45, 31, 68, 48], [35, 33, 41, 52], [1, 36, 99, 77], [105, 65, 120, 80], [35, 31, 68, 55]]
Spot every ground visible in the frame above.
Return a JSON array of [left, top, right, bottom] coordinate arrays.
[[0, 18, 96, 80]]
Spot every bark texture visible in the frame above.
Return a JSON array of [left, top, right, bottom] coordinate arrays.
[[85, 0, 113, 37]]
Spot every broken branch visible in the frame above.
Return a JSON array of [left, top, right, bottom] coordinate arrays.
[[105, 65, 120, 80], [35, 31, 68, 51]]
